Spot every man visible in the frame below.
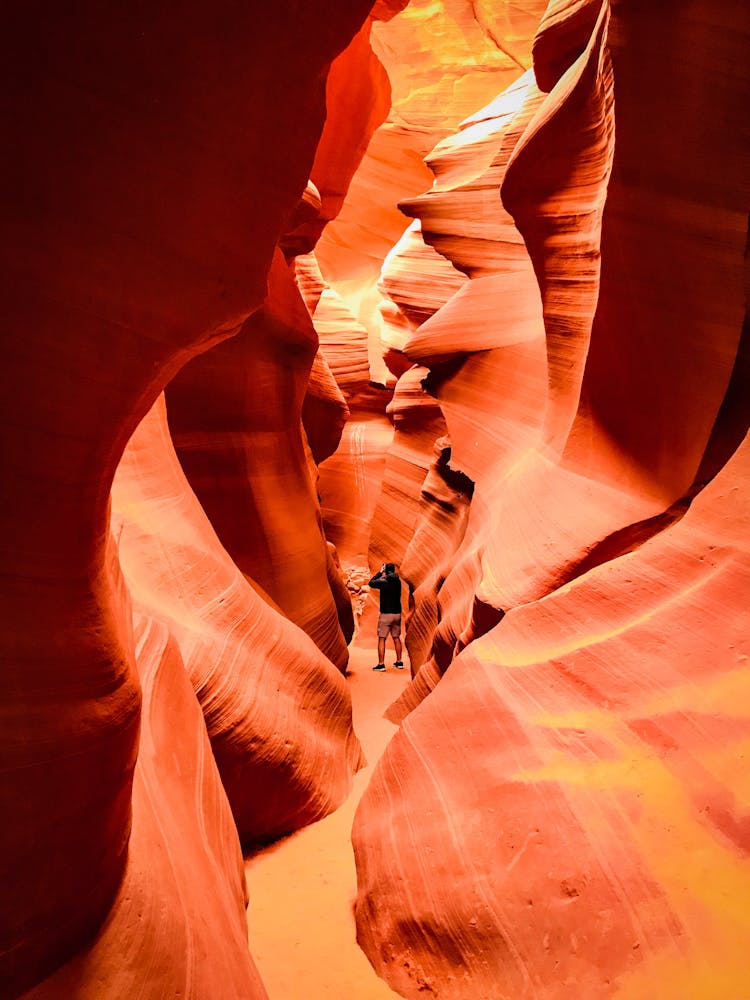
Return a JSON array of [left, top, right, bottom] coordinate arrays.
[[368, 562, 404, 671]]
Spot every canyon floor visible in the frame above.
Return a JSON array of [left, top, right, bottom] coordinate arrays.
[[245, 608, 407, 999]]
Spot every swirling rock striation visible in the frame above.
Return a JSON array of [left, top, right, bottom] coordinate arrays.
[[24, 613, 268, 999], [112, 396, 364, 845], [0, 1, 375, 993], [355, 430, 750, 999], [354, 0, 750, 996], [167, 250, 351, 672]]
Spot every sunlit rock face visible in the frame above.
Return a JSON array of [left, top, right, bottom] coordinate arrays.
[[4, 0, 748, 997], [295, 17, 392, 252], [367, 3, 551, 626], [354, 0, 750, 996], [0, 1, 375, 994], [112, 396, 364, 845], [163, 10, 398, 658], [368, 224, 467, 573], [316, 0, 551, 572], [317, 0, 550, 360], [356, 434, 750, 1000]]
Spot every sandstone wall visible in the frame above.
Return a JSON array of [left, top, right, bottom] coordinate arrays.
[[112, 396, 364, 846], [354, 0, 750, 995], [0, 2, 375, 994]]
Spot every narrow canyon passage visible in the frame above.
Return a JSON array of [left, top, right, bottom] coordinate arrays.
[[2, 3, 749, 999], [245, 617, 407, 1000]]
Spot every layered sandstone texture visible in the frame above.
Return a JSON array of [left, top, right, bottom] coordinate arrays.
[[112, 396, 364, 846], [0, 2, 376, 995], [316, 0, 550, 354], [166, 249, 353, 671], [365, 1, 550, 590], [23, 613, 269, 1000], [356, 432, 750, 1000], [316, 0, 550, 569], [355, 0, 750, 997]]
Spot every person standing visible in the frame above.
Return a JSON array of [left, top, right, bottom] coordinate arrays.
[[368, 563, 404, 671]]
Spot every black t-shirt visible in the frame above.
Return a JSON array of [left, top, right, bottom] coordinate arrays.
[[369, 571, 402, 614]]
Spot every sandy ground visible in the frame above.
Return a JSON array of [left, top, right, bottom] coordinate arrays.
[[245, 617, 408, 999]]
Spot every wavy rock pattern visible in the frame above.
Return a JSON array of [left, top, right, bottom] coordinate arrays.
[[382, 67, 552, 698], [369, 220, 467, 569], [389, 0, 618, 702], [298, 18, 392, 250], [167, 250, 351, 672], [0, 2, 374, 993], [302, 348, 350, 465], [355, 0, 750, 996], [378, 219, 467, 366], [24, 613, 268, 999], [369, 7, 554, 652], [356, 433, 750, 1000], [312, 287, 372, 406], [370, 66, 545, 588], [112, 396, 363, 845], [390, 436, 476, 680], [315, 0, 549, 380], [369, 367, 448, 570], [318, 406, 395, 567]]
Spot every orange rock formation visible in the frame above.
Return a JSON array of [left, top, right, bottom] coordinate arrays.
[[353, 1, 750, 997], [112, 396, 364, 845], [166, 249, 353, 671], [0, 2, 376, 995], [3, 0, 749, 998]]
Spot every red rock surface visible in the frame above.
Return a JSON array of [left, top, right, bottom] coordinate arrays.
[[302, 349, 350, 465], [4, 0, 749, 997], [316, 0, 550, 380], [354, 0, 750, 996], [319, 403, 396, 568], [368, 221, 467, 573], [166, 250, 352, 672], [366, 7, 551, 607], [24, 613, 268, 999], [355, 431, 750, 999], [297, 18, 392, 251], [0, 2, 375, 993], [112, 396, 364, 845]]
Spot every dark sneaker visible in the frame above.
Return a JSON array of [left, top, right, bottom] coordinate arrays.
[[394, 661, 405, 669], [373, 663, 386, 671]]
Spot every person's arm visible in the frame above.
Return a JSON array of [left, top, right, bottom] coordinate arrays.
[[368, 565, 386, 588]]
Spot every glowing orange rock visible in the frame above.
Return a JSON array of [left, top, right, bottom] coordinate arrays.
[[316, 0, 551, 372], [355, 0, 750, 995], [24, 614, 267, 999], [377, 219, 467, 371], [368, 367, 449, 572], [0, 2, 375, 992], [112, 396, 363, 844], [318, 406, 395, 567], [294, 255, 353, 464], [355, 430, 750, 999], [390, 0, 660, 704], [294, 255, 394, 569], [312, 285, 372, 407], [167, 250, 351, 671], [302, 349, 350, 464], [297, 18, 392, 250], [379, 67, 551, 696]]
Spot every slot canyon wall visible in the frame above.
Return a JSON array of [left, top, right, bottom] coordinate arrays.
[[352, 1, 750, 998], [0, 2, 387, 996], [1, 2, 748, 1000]]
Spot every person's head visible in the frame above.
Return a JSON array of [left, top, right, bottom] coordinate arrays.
[[384, 562, 396, 574]]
